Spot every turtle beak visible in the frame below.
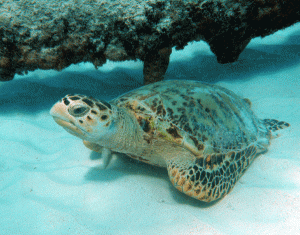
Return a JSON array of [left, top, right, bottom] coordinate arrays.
[[52, 116, 85, 138], [50, 101, 67, 118]]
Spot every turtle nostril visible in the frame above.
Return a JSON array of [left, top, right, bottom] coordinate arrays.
[[69, 105, 90, 117]]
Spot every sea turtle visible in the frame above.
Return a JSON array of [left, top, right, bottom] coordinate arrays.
[[50, 80, 290, 202]]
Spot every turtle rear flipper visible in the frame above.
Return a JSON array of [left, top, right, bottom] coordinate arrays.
[[263, 119, 290, 131]]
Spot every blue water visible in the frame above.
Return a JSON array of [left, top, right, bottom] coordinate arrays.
[[0, 20, 299, 235]]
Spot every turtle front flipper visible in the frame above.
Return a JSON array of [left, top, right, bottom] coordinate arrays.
[[83, 140, 104, 153], [83, 141, 113, 168], [166, 145, 259, 202]]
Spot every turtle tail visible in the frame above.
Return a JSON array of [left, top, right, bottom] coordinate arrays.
[[262, 119, 290, 132]]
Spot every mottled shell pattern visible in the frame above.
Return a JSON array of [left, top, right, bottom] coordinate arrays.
[[51, 80, 290, 202], [111, 80, 268, 158]]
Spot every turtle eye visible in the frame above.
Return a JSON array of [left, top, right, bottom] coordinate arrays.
[[69, 105, 90, 117]]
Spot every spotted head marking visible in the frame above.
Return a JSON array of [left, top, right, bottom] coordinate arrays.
[[50, 94, 114, 141]]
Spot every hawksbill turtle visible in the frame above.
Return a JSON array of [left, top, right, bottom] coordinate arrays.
[[50, 80, 290, 202]]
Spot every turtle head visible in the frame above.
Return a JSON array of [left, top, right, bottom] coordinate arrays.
[[50, 94, 115, 142]]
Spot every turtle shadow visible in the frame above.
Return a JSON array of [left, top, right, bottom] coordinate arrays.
[[85, 151, 221, 208]]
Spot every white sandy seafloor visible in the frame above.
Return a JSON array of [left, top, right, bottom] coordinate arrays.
[[1, 22, 300, 235]]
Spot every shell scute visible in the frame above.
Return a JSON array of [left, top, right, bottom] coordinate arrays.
[[111, 80, 265, 156]]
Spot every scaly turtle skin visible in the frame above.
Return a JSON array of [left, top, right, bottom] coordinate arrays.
[[50, 80, 290, 202]]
